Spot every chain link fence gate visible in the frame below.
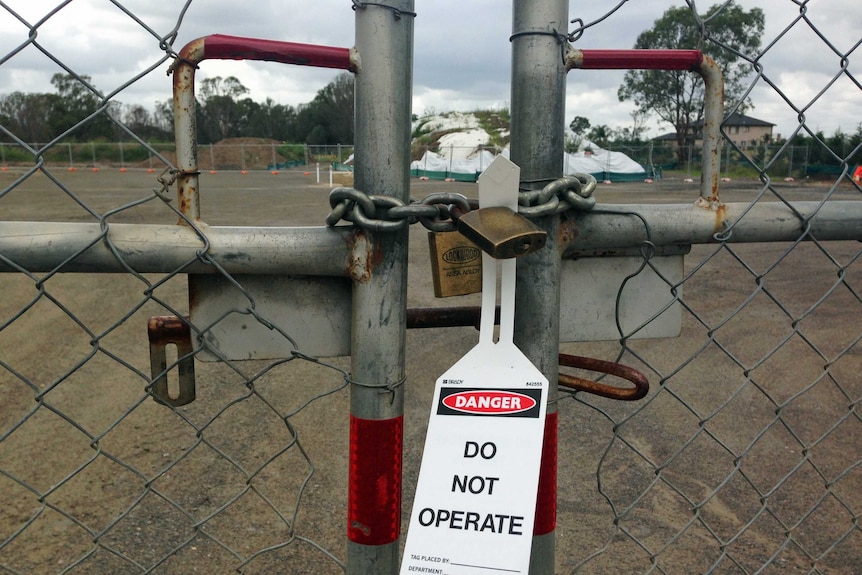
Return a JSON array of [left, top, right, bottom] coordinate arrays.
[[1, 1, 861, 575]]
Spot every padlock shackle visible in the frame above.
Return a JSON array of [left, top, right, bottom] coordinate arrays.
[[171, 35, 360, 222]]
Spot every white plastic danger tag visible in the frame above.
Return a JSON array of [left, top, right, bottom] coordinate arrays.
[[400, 156, 548, 575]]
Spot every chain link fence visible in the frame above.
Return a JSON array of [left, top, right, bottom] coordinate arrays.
[[0, 140, 829, 180], [408, 143, 832, 182], [1, 1, 860, 575], [0, 142, 354, 172]]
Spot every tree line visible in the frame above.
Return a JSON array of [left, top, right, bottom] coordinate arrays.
[[0, 72, 355, 147], [580, 1, 861, 169], [568, 111, 862, 168]]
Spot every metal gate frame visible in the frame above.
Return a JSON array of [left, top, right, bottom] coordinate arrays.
[[2, 1, 861, 574]]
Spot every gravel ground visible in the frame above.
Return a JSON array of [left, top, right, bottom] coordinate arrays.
[[1, 167, 859, 574]]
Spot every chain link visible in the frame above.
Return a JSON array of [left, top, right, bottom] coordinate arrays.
[[518, 173, 597, 217], [325, 173, 597, 231], [567, 0, 631, 43]]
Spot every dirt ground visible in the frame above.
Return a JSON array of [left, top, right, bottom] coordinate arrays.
[[0, 167, 860, 574]]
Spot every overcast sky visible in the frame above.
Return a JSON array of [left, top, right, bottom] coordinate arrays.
[[1, 0, 859, 140]]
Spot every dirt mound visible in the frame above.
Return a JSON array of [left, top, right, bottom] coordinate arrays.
[[202, 138, 286, 171], [134, 138, 290, 171]]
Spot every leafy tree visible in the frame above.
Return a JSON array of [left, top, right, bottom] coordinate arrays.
[[1, 74, 117, 142], [568, 115, 591, 137], [49, 73, 113, 140], [244, 98, 298, 141], [586, 124, 612, 148], [121, 103, 171, 141], [614, 110, 649, 144], [294, 72, 354, 145], [1, 70, 355, 148], [848, 124, 862, 168], [0, 92, 59, 142], [153, 100, 174, 136], [197, 75, 250, 143], [565, 115, 589, 152], [618, 2, 765, 158]]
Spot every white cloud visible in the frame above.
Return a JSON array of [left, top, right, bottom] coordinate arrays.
[[0, 0, 858, 140]]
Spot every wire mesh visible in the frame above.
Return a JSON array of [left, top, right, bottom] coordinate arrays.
[[0, 1, 860, 574], [557, 2, 861, 573]]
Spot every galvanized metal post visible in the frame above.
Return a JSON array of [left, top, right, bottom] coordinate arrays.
[[510, 1, 567, 573], [348, 2, 414, 574]]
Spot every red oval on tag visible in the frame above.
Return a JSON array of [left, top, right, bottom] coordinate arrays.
[[442, 390, 536, 415]]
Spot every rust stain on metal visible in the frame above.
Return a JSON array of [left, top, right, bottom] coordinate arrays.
[[147, 315, 190, 345], [178, 183, 195, 216], [349, 47, 361, 74], [178, 36, 207, 65], [558, 214, 580, 246], [713, 203, 729, 234], [346, 229, 381, 283]]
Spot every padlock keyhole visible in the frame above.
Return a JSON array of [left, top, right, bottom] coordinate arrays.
[[514, 238, 533, 255]]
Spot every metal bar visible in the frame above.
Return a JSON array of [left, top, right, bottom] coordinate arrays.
[[4, 201, 861, 274], [565, 48, 724, 207], [407, 306, 487, 330], [200, 34, 359, 70], [347, 2, 414, 574], [172, 35, 358, 222], [559, 201, 862, 255], [0, 222, 353, 275], [510, 0, 568, 572], [568, 48, 703, 70], [558, 353, 649, 401], [147, 315, 196, 407]]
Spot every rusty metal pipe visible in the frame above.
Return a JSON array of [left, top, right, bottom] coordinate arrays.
[[5, 200, 862, 274], [565, 48, 724, 208], [558, 353, 649, 401], [172, 35, 359, 222], [405, 306, 499, 329], [405, 307, 648, 401]]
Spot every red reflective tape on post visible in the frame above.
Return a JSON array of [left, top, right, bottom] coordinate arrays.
[[579, 49, 703, 71], [533, 411, 558, 536], [203, 34, 354, 70], [348, 415, 403, 545]]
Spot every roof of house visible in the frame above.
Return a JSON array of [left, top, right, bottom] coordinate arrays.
[[653, 112, 776, 140], [723, 112, 775, 127], [690, 112, 776, 129]]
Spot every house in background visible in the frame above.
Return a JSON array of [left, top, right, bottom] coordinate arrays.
[[715, 112, 775, 148], [655, 112, 776, 149]]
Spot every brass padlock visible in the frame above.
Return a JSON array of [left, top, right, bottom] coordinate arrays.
[[428, 231, 483, 297], [456, 206, 547, 259]]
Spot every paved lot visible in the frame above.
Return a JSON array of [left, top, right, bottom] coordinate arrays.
[[1, 167, 860, 573]]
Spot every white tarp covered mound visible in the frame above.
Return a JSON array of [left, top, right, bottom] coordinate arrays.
[[411, 142, 647, 182], [411, 149, 499, 177], [563, 144, 646, 176]]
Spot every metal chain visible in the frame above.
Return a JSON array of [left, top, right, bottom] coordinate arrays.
[[325, 173, 597, 231], [518, 173, 597, 217]]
